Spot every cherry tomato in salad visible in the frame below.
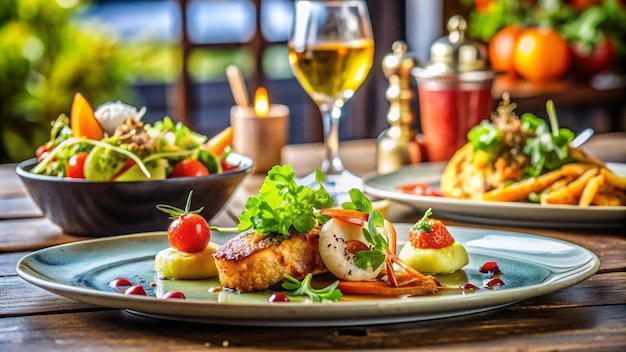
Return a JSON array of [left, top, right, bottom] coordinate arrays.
[[67, 152, 88, 178], [220, 160, 239, 172], [170, 158, 210, 178], [36, 144, 55, 163]]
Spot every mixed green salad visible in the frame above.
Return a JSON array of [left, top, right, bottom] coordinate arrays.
[[31, 94, 237, 181]]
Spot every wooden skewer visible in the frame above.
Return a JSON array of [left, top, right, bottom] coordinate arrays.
[[226, 65, 250, 107]]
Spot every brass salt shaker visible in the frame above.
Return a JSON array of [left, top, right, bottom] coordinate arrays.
[[377, 41, 420, 173]]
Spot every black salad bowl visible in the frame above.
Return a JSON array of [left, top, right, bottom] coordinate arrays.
[[16, 153, 253, 237]]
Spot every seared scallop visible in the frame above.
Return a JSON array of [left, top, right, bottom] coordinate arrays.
[[319, 219, 382, 281]]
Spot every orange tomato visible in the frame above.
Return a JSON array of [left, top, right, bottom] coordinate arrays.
[[489, 25, 524, 74], [513, 28, 571, 82]]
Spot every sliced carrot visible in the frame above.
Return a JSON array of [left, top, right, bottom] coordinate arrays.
[[70, 93, 104, 140], [319, 208, 368, 226], [203, 126, 234, 157], [338, 273, 438, 296]]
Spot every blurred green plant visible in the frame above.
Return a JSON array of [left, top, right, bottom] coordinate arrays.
[[0, 0, 134, 163]]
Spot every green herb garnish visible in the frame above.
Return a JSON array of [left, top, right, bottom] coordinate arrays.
[[341, 189, 390, 271], [467, 99, 575, 178], [411, 208, 433, 233], [521, 101, 575, 177], [237, 165, 334, 236], [281, 274, 342, 302]]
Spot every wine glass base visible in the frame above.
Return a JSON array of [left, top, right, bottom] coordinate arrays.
[[297, 170, 363, 204]]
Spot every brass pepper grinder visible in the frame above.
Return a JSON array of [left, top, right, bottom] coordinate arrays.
[[377, 41, 421, 174]]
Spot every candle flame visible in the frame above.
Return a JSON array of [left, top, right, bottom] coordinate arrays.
[[254, 87, 269, 117]]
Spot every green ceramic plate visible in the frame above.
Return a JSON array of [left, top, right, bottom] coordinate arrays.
[[16, 225, 599, 326]]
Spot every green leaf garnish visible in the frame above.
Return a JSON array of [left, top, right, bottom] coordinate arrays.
[[281, 274, 342, 302], [520, 101, 575, 177], [467, 98, 575, 178], [341, 189, 389, 271], [411, 208, 433, 233], [237, 165, 334, 236], [341, 188, 373, 213]]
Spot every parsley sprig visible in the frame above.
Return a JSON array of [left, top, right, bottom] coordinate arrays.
[[281, 274, 342, 302], [411, 208, 433, 233], [342, 189, 390, 271], [237, 165, 334, 236]]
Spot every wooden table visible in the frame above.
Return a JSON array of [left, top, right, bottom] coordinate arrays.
[[1, 135, 625, 351]]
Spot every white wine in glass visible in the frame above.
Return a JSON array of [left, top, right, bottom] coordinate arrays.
[[288, 0, 374, 201]]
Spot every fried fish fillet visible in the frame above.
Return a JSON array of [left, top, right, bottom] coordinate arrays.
[[213, 228, 327, 293]]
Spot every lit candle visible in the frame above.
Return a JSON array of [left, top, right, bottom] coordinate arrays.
[[254, 87, 270, 117], [230, 87, 289, 173]]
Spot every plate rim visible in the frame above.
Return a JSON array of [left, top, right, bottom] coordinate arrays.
[[16, 227, 600, 326]]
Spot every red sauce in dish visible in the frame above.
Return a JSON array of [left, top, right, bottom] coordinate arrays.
[[396, 182, 442, 197]]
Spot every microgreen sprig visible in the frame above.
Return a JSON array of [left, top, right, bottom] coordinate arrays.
[[412, 208, 433, 233], [156, 190, 204, 217], [281, 274, 342, 302]]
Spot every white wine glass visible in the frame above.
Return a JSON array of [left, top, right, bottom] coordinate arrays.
[[288, 0, 374, 201]]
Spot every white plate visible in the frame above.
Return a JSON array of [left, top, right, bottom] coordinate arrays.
[[363, 162, 626, 228], [16, 225, 599, 326]]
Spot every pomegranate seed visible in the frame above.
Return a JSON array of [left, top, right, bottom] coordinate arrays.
[[484, 278, 505, 287], [480, 261, 502, 275], [460, 283, 479, 290], [269, 293, 289, 303], [109, 277, 133, 292], [162, 291, 186, 299], [124, 285, 148, 296]]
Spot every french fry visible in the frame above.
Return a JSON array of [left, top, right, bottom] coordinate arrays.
[[482, 168, 563, 202], [601, 168, 626, 190], [592, 186, 626, 206], [560, 163, 595, 177], [578, 174, 604, 207], [541, 167, 599, 205]]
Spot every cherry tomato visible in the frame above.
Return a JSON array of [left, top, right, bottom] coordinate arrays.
[[36, 144, 55, 162], [168, 212, 211, 253], [67, 152, 88, 178], [220, 160, 240, 173], [170, 159, 209, 178]]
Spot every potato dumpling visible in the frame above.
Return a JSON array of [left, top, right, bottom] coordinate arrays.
[[399, 242, 468, 274], [155, 242, 220, 280]]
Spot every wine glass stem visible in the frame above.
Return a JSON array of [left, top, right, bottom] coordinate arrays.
[[320, 104, 344, 175]]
